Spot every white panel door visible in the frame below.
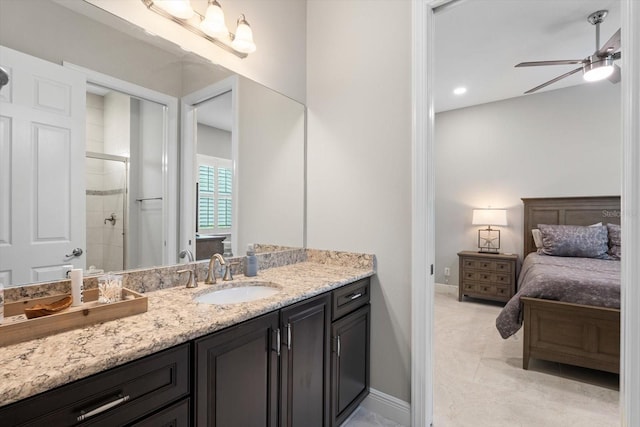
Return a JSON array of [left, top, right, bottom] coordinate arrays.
[[0, 46, 86, 287]]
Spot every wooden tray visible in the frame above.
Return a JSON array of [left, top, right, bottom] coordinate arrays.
[[0, 288, 148, 347]]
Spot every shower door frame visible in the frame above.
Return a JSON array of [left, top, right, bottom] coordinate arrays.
[[86, 151, 129, 271]]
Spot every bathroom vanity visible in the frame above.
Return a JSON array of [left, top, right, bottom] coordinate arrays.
[[0, 250, 373, 427]]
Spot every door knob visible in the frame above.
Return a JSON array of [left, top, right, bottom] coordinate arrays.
[[65, 248, 84, 258]]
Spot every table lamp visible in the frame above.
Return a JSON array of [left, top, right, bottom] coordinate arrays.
[[472, 208, 507, 253]]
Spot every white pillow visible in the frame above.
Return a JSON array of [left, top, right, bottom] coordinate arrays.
[[532, 229, 543, 249]]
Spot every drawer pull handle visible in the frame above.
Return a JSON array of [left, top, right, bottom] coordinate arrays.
[[77, 394, 130, 422], [349, 292, 363, 300], [337, 335, 341, 358], [287, 323, 292, 350]]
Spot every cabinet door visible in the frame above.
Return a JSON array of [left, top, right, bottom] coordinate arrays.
[[331, 304, 370, 426], [130, 398, 190, 427], [280, 293, 331, 427], [194, 311, 279, 427]]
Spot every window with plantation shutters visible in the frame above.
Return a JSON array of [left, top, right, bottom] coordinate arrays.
[[197, 155, 232, 234]]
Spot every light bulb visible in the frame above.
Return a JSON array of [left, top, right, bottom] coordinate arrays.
[[154, 0, 194, 20], [200, 0, 228, 39], [232, 15, 256, 54], [583, 65, 614, 82]]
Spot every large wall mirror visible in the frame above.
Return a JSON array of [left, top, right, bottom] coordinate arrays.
[[0, 0, 305, 287]]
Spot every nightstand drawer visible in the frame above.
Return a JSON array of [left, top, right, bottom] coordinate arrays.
[[462, 259, 495, 271], [477, 284, 496, 295], [495, 262, 512, 273], [494, 274, 512, 285], [462, 282, 478, 293], [495, 286, 510, 297]]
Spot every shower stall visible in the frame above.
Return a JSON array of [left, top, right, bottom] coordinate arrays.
[[85, 152, 128, 273]]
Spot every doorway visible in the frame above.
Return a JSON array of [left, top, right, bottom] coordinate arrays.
[[411, 1, 640, 426]]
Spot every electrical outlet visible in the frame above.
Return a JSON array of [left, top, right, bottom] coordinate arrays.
[[444, 267, 450, 276]]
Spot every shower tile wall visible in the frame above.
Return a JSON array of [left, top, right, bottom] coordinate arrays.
[[85, 92, 125, 273]]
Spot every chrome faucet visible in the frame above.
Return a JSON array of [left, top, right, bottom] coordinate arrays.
[[205, 253, 231, 284], [177, 249, 198, 288]]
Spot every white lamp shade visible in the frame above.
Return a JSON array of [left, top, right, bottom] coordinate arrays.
[[232, 18, 256, 53], [200, 1, 228, 38], [472, 209, 507, 226], [154, 0, 194, 19]]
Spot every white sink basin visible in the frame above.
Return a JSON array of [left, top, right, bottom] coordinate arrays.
[[194, 283, 280, 305]]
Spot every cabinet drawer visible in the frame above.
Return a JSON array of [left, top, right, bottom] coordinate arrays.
[[477, 284, 496, 295], [495, 286, 510, 298], [0, 343, 190, 427], [333, 278, 370, 321], [462, 259, 494, 271], [462, 282, 478, 293], [494, 274, 512, 285], [495, 262, 512, 273]]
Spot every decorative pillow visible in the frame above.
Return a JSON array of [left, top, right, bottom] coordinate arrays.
[[532, 222, 602, 251], [606, 223, 621, 260], [538, 224, 609, 259]]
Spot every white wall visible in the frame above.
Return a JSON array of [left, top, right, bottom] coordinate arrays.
[[237, 77, 305, 253], [0, 0, 185, 97], [85, 0, 307, 103], [306, 0, 412, 403], [435, 82, 622, 286], [197, 124, 232, 159]]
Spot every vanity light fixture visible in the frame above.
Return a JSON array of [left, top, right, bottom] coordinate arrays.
[[453, 87, 467, 95], [141, 0, 256, 58], [472, 208, 507, 253]]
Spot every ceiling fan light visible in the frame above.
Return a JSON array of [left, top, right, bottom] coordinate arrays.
[[232, 15, 256, 54], [583, 57, 614, 82], [200, 0, 229, 39]]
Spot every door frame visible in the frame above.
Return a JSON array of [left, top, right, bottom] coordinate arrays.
[[411, 0, 640, 426], [180, 76, 240, 258], [63, 62, 179, 266]]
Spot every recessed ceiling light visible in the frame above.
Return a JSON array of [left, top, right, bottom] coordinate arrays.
[[453, 87, 467, 95]]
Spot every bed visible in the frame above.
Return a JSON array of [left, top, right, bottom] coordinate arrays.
[[496, 196, 621, 374]]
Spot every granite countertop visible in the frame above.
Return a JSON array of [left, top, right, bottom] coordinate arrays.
[[0, 260, 374, 407]]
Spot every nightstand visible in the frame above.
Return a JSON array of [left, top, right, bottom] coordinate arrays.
[[457, 251, 518, 302]]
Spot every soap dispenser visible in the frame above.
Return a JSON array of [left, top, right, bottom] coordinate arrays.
[[244, 244, 258, 277]]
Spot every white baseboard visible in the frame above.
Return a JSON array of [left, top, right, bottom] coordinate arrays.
[[360, 388, 411, 426]]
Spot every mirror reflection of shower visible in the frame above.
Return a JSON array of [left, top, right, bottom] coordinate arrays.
[[86, 152, 128, 273], [85, 84, 165, 273]]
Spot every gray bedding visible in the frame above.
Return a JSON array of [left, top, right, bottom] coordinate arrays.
[[496, 253, 621, 339]]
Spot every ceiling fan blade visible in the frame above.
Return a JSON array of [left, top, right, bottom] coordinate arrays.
[[597, 28, 621, 56], [608, 64, 621, 84], [515, 59, 585, 67], [524, 66, 583, 94]]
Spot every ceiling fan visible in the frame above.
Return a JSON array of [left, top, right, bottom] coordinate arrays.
[[516, 10, 621, 94]]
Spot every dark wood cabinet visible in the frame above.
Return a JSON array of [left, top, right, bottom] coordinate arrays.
[[280, 293, 331, 427], [1, 278, 372, 427], [194, 311, 279, 427], [331, 305, 370, 426], [130, 398, 191, 427], [330, 279, 371, 426], [0, 343, 190, 426]]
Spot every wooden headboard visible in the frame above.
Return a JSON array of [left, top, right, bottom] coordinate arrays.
[[522, 196, 621, 256]]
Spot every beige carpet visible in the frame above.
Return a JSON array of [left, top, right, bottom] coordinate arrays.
[[434, 284, 619, 426], [344, 285, 619, 426]]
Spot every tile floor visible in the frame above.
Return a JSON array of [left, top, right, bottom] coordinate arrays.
[[345, 284, 620, 427]]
